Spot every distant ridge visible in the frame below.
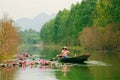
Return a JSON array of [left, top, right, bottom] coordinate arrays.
[[15, 13, 56, 31]]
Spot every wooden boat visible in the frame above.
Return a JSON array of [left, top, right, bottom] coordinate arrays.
[[58, 55, 90, 64]]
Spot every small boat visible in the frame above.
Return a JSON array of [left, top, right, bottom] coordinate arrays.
[[58, 55, 90, 64]]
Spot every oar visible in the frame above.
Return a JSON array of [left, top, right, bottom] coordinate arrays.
[[69, 53, 77, 57], [50, 53, 77, 61], [49, 55, 59, 61]]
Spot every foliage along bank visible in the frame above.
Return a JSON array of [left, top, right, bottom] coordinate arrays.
[[19, 29, 41, 54], [40, 0, 120, 51], [0, 16, 21, 62]]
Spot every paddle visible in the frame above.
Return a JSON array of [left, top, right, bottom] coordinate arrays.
[[69, 52, 77, 57], [50, 52, 77, 61], [49, 55, 59, 61]]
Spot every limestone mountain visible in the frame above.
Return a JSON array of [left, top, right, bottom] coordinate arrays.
[[15, 13, 56, 31]]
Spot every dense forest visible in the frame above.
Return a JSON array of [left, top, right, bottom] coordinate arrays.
[[19, 29, 40, 44], [40, 0, 120, 51], [19, 29, 41, 54]]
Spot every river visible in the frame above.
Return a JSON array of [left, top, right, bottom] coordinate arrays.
[[0, 48, 120, 80]]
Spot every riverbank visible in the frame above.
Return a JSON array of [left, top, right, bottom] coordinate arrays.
[[43, 45, 120, 53], [43, 45, 84, 51]]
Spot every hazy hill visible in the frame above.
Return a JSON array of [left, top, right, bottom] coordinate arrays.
[[15, 13, 56, 31]]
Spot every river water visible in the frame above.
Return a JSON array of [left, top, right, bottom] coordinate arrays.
[[0, 48, 120, 80]]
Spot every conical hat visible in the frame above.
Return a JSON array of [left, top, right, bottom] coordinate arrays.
[[63, 46, 67, 49]]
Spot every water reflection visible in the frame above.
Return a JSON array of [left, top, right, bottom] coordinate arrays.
[[0, 61, 91, 80], [0, 47, 120, 80], [0, 67, 17, 80], [61, 65, 67, 76], [54, 63, 92, 80], [13, 67, 58, 80], [88, 52, 120, 80]]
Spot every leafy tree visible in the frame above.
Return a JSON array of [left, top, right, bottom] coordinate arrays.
[[40, 9, 70, 45], [20, 29, 40, 44], [0, 15, 20, 62], [40, 0, 120, 51], [40, 19, 55, 44], [65, 0, 97, 45], [94, 0, 120, 27], [53, 9, 69, 45]]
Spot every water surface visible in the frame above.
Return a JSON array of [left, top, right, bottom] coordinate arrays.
[[0, 48, 120, 80]]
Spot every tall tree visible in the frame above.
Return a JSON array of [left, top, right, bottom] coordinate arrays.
[[66, 0, 97, 45], [0, 16, 20, 62], [94, 0, 120, 27]]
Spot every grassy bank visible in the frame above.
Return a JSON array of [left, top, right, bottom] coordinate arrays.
[[44, 45, 85, 51]]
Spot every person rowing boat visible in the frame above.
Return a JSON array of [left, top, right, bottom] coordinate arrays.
[[60, 46, 70, 58], [50, 46, 73, 61]]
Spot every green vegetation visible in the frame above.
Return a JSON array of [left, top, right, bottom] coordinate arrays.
[[40, 0, 120, 51], [20, 29, 41, 44], [19, 29, 42, 54]]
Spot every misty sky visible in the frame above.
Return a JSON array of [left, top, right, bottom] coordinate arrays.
[[0, 0, 82, 20]]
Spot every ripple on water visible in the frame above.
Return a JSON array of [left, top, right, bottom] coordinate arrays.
[[84, 60, 112, 66]]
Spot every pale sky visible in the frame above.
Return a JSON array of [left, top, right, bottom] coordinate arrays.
[[0, 0, 82, 20]]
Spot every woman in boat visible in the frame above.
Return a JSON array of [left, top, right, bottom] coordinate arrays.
[[61, 46, 70, 58]]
